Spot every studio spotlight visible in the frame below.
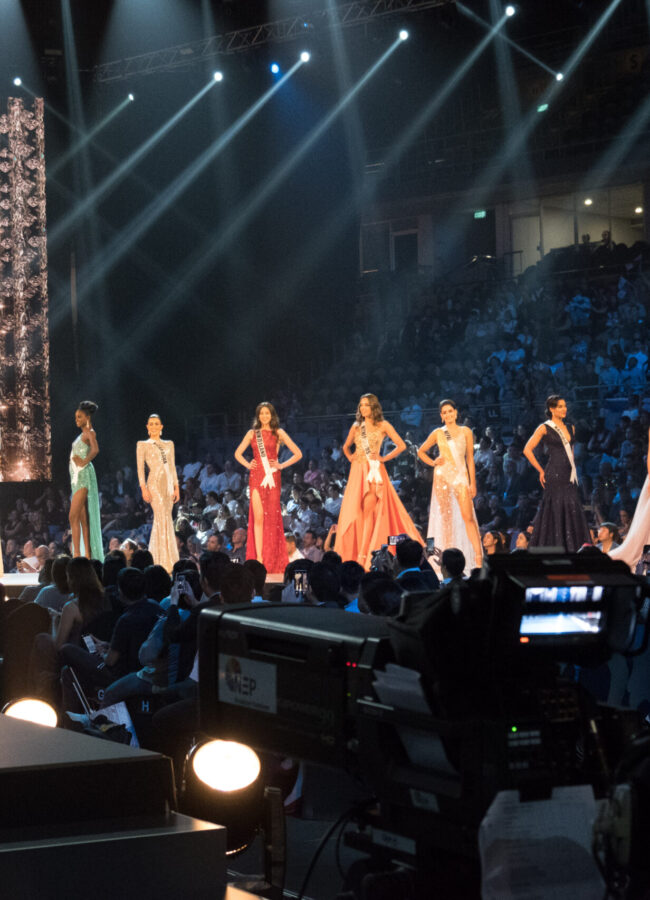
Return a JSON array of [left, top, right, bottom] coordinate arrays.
[[505, 5, 516, 16], [128, 93, 134, 102], [13, 76, 22, 86], [213, 71, 223, 82], [584, 198, 593, 206], [635, 206, 643, 214], [300, 51, 311, 62], [399, 29, 409, 41], [556, 72, 564, 81], [3, 698, 58, 728], [270, 63, 280, 75], [182, 739, 263, 854]]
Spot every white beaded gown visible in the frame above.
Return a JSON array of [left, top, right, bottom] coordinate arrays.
[[427, 427, 479, 576], [137, 439, 179, 573]]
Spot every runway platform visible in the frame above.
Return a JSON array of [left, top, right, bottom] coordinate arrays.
[[0, 573, 40, 599]]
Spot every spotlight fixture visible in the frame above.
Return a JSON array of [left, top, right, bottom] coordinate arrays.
[[635, 206, 643, 214], [182, 739, 263, 854], [270, 63, 280, 74], [556, 72, 564, 81], [128, 93, 134, 101], [537, 103, 549, 113], [505, 5, 516, 16], [584, 198, 593, 206], [3, 698, 58, 728], [399, 29, 409, 40], [213, 71, 223, 82], [300, 51, 311, 62], [13, 76, 22, 86]]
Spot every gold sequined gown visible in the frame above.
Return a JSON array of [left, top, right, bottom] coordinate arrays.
[[137, 439, 179, 573], [336, 425, 423, 569], [427, 427, 479, 575]]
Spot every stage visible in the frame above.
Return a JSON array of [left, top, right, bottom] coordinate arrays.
[[0, 573, 40, 599]]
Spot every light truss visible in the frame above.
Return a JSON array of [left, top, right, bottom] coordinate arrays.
[[93, 0, 453, 82]]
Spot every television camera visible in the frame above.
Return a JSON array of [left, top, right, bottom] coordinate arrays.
[[198, 552, 650, 898]]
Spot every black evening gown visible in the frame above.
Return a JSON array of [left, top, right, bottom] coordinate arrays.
[[529, 425, 591, 552]]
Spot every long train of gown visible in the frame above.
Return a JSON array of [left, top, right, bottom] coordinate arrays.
[[70, 434, 103, 560], [336, 427, 423, 569], [529, 425, 591, 553], [137, 439, 179, 574], [427, 428, 480, 576], [246, 429, 289, 575], [609, 475, 650, 570]]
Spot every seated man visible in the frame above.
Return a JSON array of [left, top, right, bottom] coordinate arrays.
[[394, 539, 440, 593]]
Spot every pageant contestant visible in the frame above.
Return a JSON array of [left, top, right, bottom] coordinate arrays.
[[336, 393, 423, 569], [234, 402, 302, 573], [137, 413, 180, 573], [69, 400, 103, 559], [610, 428, 650, 570], [417, 399, 482, 572], [523, 395, 590, 552]]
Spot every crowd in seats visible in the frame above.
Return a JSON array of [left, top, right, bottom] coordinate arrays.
[[3, 251, 650, 578]]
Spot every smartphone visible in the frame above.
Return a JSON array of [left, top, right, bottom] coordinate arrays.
[[294, 571, 309, 596], [388, 533, 407, 546], [426, 537, 435, 554], [83, 634, 96, 654], [230, 556, 241, 564]]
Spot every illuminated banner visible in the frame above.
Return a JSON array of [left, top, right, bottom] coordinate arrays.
[[0, 97, 51, 481]]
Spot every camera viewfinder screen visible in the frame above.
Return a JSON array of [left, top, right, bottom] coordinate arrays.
[[520, 585, 603, 636]]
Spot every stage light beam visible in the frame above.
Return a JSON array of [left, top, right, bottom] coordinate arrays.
[[49, 75, 219, 248], [128, 92, 134, 101], [556, 72, 564, 81], [300, 51, 311, 62], [505, 5, 516, 16], [69, 62, 305, 321], [399, 29, 409, 41], [270, 63, 280, 74], [213, 71, 223, 82]]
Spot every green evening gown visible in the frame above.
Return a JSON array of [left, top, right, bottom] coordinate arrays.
[[69, 434, 103, 560]]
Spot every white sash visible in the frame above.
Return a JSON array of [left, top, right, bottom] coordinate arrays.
[[255, 430, 276, 489], [149, 439, 174, 495], [360, 422, 382, 484], [442, 427, 469, 483], [544, 420, 578, 484]]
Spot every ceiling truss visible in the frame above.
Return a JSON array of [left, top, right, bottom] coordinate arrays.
[[94, 0, 453, 82]]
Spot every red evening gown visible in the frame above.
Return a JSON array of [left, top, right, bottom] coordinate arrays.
[[246, 429, 289, 575]]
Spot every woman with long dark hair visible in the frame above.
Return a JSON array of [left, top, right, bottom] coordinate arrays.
[[523, 395, 591, 552], [418, 399, 482, 572], [336, 393, 422, 569], [234, 402, 302, 574], [137, 413, 180, 573], [69, 401, 103, 559]]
